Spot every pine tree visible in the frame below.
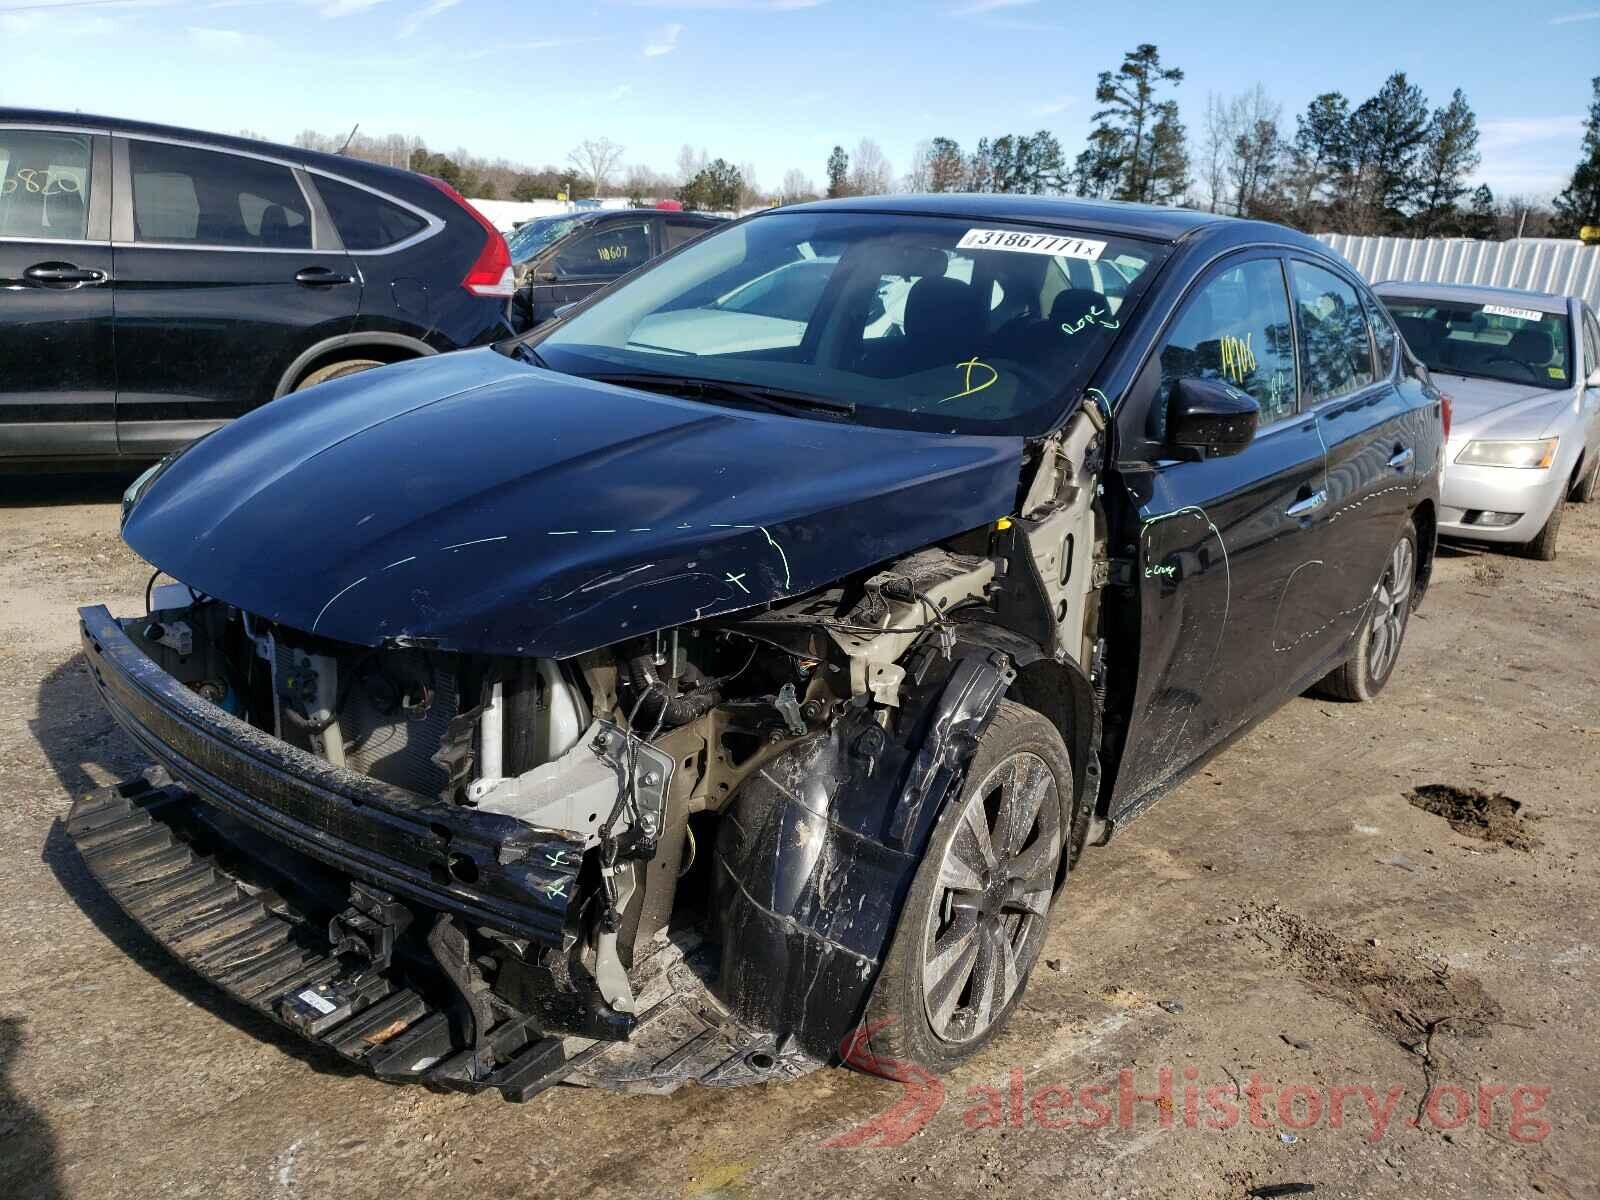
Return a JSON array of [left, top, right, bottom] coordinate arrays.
[[1552, 77, 1600, 237], [1464, 184, 1497, 240], [1347, 72, 1431, 232], [825, 146, 849, 198], [1085, 43, 1185, 204], [1289, 92, 1351, 228], [1416, 89, 1481, 236]]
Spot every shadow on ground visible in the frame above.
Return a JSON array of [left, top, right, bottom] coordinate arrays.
[[0, 470, 143, 510], [32, 652, 365, 1088], [0, 1017, 63, 1200]]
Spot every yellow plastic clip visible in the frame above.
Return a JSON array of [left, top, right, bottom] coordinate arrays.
[[996, 517, 1013, 531]]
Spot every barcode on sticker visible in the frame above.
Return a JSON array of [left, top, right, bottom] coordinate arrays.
[[957, 229, 1105, 260], [298, 988, 338, 1015], [1482, 303, 1543, 322]]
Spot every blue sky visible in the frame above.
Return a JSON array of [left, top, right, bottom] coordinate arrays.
[[2, 0, 1596, 200]]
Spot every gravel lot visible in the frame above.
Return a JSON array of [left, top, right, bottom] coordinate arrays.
[[1, 470, 1597, 1200]]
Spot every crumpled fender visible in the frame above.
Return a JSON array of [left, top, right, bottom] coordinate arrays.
[[710, 651, 1015, 1059]]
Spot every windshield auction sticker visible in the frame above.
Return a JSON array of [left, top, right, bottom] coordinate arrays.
[[958, 229, 1106, 259], [1482, 304, 1544, 322]]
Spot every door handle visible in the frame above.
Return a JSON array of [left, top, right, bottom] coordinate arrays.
[[24, 262, 107, 286], [1388, 447, 1415, 470], [294, 267, 354, 287], [1285, 489, 1328, 518]]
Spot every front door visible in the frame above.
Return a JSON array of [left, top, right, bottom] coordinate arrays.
[[524, 216, 656, 324], [0, 126, 116, 459], [1110, 254, 1329, 814], [111, 136, 360, 456]]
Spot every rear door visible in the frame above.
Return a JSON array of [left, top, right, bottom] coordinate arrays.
[[1290, 258, 1419, 671], [525, 215, 655, 323], [0, 125, 116, 459], [111, 135, 361, 456], [1111, 252, 1329, 811]]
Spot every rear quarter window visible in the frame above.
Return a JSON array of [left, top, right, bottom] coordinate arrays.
[[315, 176, 428, 250]]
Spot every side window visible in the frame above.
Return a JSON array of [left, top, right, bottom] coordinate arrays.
[[1156, 257, 1299, 427], [1363, 290, 1399, 376], [664, 220, 708, 251], [315, 176, 427, 251], [0, 129, 91, 240], [554, 221, 650, 278], [1290, 261, 1376, 403], [129, 140, 310, 249], [1583, 310, 1600, 378]]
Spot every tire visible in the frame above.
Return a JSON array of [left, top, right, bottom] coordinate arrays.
[[1314, 518, 1418, 703], [861, 700, 1074, 1074], [294, 358, 384, 392], [1571, 454, 1600, 504], [1519, 497, 1564, 561]]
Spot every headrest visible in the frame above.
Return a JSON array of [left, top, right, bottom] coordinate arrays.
[[1050, 287, 1113, 328], [1508, 329, 1552, 365], [903, 276, 983, 340]]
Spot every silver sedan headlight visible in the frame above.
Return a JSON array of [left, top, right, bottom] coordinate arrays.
[[1454, 438, 1559, 469]]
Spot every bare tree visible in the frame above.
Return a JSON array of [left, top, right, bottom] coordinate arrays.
[[903, 140, 933, 192], [779, 169, 817, 205], [738, 161, 764, 210], [1200, 87, 1281, 216], [568, 137, 625, 197], [848, 138, 892, 196], [675, 144, 708, 186]]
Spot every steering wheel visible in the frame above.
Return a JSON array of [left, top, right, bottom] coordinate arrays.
[[1485, 354, 1541, 380]]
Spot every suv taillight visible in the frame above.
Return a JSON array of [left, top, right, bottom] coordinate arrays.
[[426, 176, 514, 299]]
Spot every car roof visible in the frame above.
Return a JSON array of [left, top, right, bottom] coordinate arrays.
[[1372, 280, 1570, 314], [2, 106, 421, 187], [772, 193, 1315, 248]]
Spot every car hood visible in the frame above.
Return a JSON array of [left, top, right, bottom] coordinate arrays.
[[122, 349, 1024, 658], [1432, 372, 1574, 438]]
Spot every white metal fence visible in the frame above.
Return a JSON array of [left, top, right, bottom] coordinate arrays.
[[1317, 235, 1600, 310]]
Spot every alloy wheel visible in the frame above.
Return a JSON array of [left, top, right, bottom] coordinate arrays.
[[1369, 536, 1415, 682], [921, 751, 1061, 1044]]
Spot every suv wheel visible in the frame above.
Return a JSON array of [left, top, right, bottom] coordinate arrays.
[[294, 358, 384, 392], [1314, 518, 1417, 702], [862, 700, 1072, 1073]]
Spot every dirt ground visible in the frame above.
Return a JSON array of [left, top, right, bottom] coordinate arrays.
[[1, 470, 1597, 1200]]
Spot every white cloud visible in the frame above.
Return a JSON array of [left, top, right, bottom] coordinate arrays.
[[319, 0, 386, 16], [186, 23, 261, 48], [399, 0, 459, 37], [628, 0, 823, 9], [643, 21, 682, 55], [1548, 9, 1600, 23], [952, 0, 1037, 14], [1479, 115, 1587, 151], [1031, 97, 1074, 117]]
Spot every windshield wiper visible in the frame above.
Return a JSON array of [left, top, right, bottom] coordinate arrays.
[[586, 372, 856, 416]]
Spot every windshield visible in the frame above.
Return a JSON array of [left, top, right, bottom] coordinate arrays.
[[507, 214, 589, 263], [1381, 296, 1573, 390], [518, 211, 1168, 435]]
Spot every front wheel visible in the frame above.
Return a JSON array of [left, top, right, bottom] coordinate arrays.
[[1568, 454, 1598, 504], [1519, 497, 1564, 561], [1314, 518, 1417, 703], [861, 701, 1072, 1073]]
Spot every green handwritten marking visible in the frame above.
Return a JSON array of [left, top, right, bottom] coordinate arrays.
[[940, 357, 999, 405], [1145, 563, 1177, 578]]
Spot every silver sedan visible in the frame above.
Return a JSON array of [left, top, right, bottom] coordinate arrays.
[[1375, 282, 1600, 560]]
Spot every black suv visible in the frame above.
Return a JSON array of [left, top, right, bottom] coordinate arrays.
[[509, 208, 720, 331], [0, 110, 514, 465]]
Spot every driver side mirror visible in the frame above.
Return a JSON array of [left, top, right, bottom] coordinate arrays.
[[1166, 377, 1259, 460]]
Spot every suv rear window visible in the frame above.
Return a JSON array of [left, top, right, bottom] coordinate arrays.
[[315, 176, 428, 250]]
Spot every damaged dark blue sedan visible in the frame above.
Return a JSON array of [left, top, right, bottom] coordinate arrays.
[[71, 196, 1443, 1097]]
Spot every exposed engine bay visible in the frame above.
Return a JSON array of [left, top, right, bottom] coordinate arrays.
[[79, 403, 1108, 1098]]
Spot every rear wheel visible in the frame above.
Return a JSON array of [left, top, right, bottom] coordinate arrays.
[[294, 358, 384, 392], [1314, 518, 1417, 703], [1519, 497, 1564, 561], [862, 701, 1072, 1072]]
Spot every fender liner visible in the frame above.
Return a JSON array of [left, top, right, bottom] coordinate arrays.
[[274, 332, 438, 399], [710, 651, 1014, 1060]]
